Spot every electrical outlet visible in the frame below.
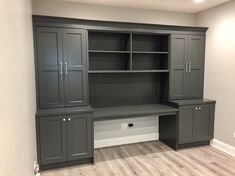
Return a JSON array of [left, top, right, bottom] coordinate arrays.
[[233, 132, 235, 139], [128, 123, 134, 128]]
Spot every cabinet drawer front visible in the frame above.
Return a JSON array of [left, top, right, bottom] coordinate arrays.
[[39, 115, 67, 165], [67, 113, 93, 161]]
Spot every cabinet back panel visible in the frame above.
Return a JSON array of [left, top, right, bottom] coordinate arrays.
[[89, 73, 160, 108], [132, 34, 168, 52], [89, 53, 130, 70], [89, 32, 130, 51], [132, 54, 168, 70]]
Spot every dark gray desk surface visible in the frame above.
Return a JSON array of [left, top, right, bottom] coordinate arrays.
[[93, 104, 179, 120]]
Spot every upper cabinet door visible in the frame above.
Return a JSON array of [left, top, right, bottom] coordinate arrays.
[[63, 29, 88, 107], [170, 35, 187, 99], [36, 27, 65, 108], [186, 35, 205, 98]]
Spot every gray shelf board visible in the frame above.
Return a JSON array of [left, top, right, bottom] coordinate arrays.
[[89, 50, 130, 53], [132, 51, 168, 54], [93, 104, 179, 120], [88, 70, 169, 73]]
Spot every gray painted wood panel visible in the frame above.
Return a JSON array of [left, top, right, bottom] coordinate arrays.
[[186, 35, 205, 98], [36, 27, 64, 108], [178, 106, 195, 144], [170, 35, 205, 99], [93, 104, 178, 120], [195, 104, 214, 141], [40, 115, 67, 165], [176, 102, 215, 145], [67, 113, 92, 161], [170, 35, 187, 99], [63, 29, 88, 107]]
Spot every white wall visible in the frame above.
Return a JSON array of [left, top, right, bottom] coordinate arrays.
[[0, 0, 36, 176], [196, 1, 235, 147], [33, 0, 196, 26]]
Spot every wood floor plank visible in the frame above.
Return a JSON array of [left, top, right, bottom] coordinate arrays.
[[41, 141, 235, 176]]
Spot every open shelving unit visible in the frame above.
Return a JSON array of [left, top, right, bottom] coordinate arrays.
[[88, 31, 169, 73], [88, 31, 170, 108]]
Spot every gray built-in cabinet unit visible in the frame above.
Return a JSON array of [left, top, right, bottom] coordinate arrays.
[[33, 16, 216, 170]]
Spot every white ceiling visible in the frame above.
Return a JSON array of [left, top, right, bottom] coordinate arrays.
[[59, 0, 230, 13]]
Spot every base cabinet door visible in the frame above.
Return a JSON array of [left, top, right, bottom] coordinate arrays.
[[178, 106, 195, 144], [67, 113, 92, 161], [178, 103, 215, 145], [39, 115, 67, 165], [195, 104, 214, 141], [38, 113, 93, 166]]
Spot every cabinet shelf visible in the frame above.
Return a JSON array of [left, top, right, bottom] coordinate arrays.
[[89, 50, 130, 53], [88, 70, 169, 73], [132, 51, 168, 54]]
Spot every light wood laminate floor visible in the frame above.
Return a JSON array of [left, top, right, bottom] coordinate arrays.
[[41, 141, 235, 176]]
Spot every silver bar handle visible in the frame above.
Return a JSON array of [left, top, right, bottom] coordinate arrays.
[[185, 62, 188, 73], [189, 62, 192, 73], [60, 62, 63, 75], [65, 62, 68, 75]]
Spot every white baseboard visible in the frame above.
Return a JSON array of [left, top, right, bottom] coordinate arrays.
[[211, 139, 235, 157], [94, 133, 159, 148]]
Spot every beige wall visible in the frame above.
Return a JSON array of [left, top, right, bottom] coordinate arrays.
[[0, 0, 36, 176], [196, 1, 235, 147], [32, 0, 196, 26]]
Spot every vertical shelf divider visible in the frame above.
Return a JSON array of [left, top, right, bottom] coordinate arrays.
[[130, 32, 133, 70]]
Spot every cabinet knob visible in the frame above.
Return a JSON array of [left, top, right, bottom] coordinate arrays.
[[62, 118, 66, 122], [199, 107, 202, 110], [195, 107, 198, 110], [68, 118, 71, 121]]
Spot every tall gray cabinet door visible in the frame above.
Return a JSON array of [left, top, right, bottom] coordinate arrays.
[[39, 116, 67, 165], [186, 35, 205, 98], [178, 106, 196, 144], [36, 27, 64, 108], [67, 113, 92, 161], [63, 29, 88, 107], [170, 35, 187, 99], [195, 104, 214, 141]]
